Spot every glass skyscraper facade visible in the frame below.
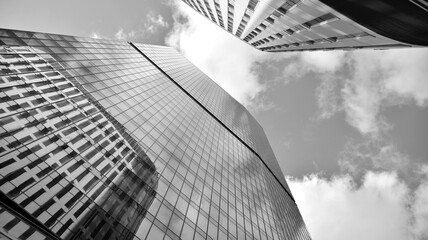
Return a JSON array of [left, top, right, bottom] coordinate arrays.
[[0, 28, 311, 240]]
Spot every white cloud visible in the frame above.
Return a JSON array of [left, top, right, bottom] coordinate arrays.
[[341, 48, 428, 136], [281, 51, 347, 120], [288, 171, 428, 240], [300, 51, 347, 73], [341, 51, 387, 136], [287, 50, 387, 136], [381, 49, 428, 106], [166, 2, 291, 107], [89, 32, 103, 39], [114, 27, 140, 41], [283, 51, 346, 79], [147, 12, 169, 33], [412, 180, 428, 239], [315, 75, 342, 120], [112, 12, 169, 41], [337, 138, 424, 185], [287, 48, 428, 137], [115, 28, 127, 40]]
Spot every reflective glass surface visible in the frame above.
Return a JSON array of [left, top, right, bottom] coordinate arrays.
[[135, 44, 291, 194], [0, 29, 311, 240]]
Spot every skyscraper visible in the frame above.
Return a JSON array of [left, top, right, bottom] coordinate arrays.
[[181, 0, 428, 52], [0, 28, 311, 240]]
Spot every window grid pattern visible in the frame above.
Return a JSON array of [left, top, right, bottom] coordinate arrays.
[[244, 0, 301, 42], [251, 13, 338, 48], [0, 206, 50, 240], [194, 0, 211, 21], [133, 44, 292, 194], [235, 0, 259, 37], [227, 0, 235, 33], [0, 44, 158, 240], [0, 29, 311, 240], [260, 32, 373, 52], [187, 0, 209, 18], [134, 45, 258, 147], [213, 0, 225, 28], [201, 0, 219, 25]]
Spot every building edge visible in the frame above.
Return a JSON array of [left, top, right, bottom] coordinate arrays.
[[128, 41, 297, 203]]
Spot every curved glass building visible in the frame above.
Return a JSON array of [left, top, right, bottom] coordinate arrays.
[[0, 28, 311, 240]]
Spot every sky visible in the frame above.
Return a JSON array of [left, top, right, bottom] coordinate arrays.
[[1, 0, 428, 239]]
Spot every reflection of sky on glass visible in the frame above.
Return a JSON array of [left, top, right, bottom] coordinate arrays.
[[0, 44, 159, 239]]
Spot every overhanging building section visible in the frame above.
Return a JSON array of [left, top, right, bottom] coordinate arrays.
[[318, 0, 428, 46], [0, 29, 311, 240], [182, 0, 428, 52]]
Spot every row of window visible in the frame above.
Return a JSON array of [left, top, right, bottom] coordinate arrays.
[[260, 32, 372, 51], [244, 0, 301, 42], [235, 0, 259, 37], [227, 1, 235, 32], [251, 12, 338, 47]]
